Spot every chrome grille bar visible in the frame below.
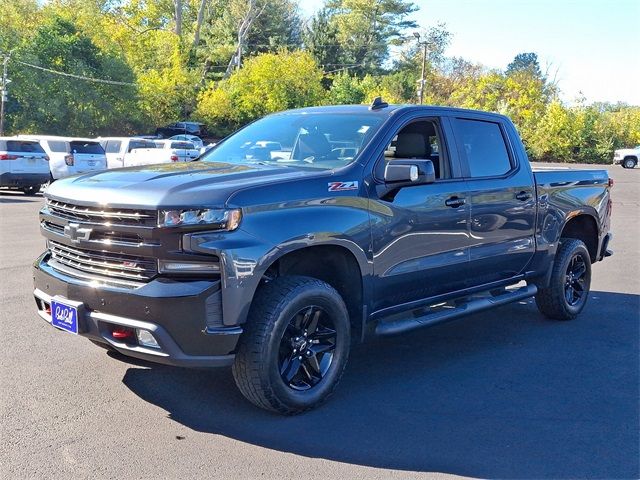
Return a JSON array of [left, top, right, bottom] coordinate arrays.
[[45, 198, 156, 226], [48, 240, 157, 281]]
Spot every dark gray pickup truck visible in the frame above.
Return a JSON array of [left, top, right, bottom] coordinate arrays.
[[33, 101, 613, 414]]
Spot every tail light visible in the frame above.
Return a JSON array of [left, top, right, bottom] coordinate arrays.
[[170, 154, 179, 162], [0, 154, 19, 160], [608, 178, 614, 188], [64, 154, 74, 166]]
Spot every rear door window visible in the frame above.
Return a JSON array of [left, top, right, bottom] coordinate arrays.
[[70, 141, 104, 155], [453, 118, 512, 177], [47, 141, 69, 153], [7, 141, 46, 153], [128, 140, 156, 152], [105, 140, 122, 154]]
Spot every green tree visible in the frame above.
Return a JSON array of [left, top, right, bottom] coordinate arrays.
[[7, 15, 141, 135], [506, 52, 542, 78], [324, 0, 418, 75], [195, 50, 325, 136], [304, 8, 344, 70], [197, 0, 302, 81]]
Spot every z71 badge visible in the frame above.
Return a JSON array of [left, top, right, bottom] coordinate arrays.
[[328, 181, 359, 192]]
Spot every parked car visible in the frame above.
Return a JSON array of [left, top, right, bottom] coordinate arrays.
[[19, 135, 107, 181], [153, 139, 200, 162], [612, 146, 639, 168], [33, 102, 613, 414], [200, 143, 216, 156], [168, 134, 204, 150], [0, 137, 50, 195], [155, 121, 205, 139], [97, 137, 158, 169]]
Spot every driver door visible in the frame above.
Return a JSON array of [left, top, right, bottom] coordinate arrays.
[[368, 117, 471, 312]]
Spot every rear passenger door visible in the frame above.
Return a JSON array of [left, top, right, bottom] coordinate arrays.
[[451, 116, 536, 286]]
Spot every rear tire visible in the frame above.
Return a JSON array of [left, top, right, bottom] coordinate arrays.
[[623, 157, 636, 169], [21, 186, 38, 196], [535, 239, 591, 320], [232, 276, 350, 415]]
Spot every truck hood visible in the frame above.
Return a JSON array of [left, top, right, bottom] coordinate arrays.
[[614, 148, 639, 156], [45, 161, 314, 208]]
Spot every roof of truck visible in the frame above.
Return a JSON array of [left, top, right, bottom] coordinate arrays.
[[275, 104, 509, 120]]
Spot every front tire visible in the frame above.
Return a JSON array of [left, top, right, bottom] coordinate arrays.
[[232, 276, 350, 415], [623, 157, 636, 169], [21, 185, 38, 196], [535, 239, 591, 320]]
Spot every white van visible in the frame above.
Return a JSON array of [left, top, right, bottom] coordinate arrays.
[[19, 135, 107, 180], [0, 137, 50, 195]]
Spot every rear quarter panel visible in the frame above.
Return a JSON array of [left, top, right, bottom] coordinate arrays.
[[532, 168, 611, 269]]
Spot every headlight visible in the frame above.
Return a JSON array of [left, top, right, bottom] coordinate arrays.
[[158, 208, 242, 230]]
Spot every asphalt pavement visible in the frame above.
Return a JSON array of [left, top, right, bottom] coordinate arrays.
[[1, 163, 638, 479]]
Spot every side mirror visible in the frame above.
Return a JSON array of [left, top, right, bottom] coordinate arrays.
[[384, 159, 435, 186], [385, 163, 419, 183], [378, 159, 435, 200]]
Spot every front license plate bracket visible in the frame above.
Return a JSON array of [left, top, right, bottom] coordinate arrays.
[[51, 296, 85, 334]]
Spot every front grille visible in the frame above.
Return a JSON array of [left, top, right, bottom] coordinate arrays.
[[42, 221, 150, 247], [46, 198, 156, 226], [49, 240, 158, 282]]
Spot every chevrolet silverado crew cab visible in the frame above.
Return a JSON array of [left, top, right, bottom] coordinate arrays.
[[33, 101, 613, 414]]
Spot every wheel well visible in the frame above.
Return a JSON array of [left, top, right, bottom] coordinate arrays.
[[623, 156, 637, 163], [560, 215, 598, 261], [265, 245, 364, 337]]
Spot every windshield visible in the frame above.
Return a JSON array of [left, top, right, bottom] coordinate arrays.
[[200, 112, 386, 170]]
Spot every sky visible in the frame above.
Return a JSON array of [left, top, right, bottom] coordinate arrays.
[[298, 0, 639, 105]]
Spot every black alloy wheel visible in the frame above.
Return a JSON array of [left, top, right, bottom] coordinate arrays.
[[278, 305, 337, 391], [564, 254, 587, 307]]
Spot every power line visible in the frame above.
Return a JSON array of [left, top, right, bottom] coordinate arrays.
[[14, 59, 136, 86]]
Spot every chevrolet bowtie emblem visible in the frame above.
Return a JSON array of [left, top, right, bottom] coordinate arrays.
[[64, 223, 92, 243]]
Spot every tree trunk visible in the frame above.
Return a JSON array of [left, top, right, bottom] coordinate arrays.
[[192, 0, 208, 50], [224, 0, 265, 78], [174, 0, 183, 37]]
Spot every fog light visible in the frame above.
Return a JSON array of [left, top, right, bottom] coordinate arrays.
[[136, 329, 160, 349]]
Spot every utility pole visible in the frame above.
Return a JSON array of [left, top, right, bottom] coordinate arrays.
[[0, 53, 10, 136], [413, 32, 428, 105]]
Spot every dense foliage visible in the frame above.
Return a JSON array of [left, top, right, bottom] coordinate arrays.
[[0, 0, 637, 162]]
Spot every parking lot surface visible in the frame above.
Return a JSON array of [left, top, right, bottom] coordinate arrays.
[[1, 163, 638, 479]]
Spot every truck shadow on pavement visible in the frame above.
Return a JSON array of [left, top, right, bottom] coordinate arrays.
[[120, 291, 639, 479]]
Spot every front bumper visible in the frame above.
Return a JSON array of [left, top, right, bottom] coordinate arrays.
[[33, 253, 241, 367], [0, 172, 50, 188]]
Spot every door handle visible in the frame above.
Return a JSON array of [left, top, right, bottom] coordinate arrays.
[[445, 196, 466, 208], [515, 191, 532, 201]]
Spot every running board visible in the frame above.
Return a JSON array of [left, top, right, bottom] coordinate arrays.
[[375, 284, 537, 336]]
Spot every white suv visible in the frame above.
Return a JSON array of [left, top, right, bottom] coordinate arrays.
[[19, 135, 107, 180], [0, 137, 50, 195], [613, 146, 639, 169]]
